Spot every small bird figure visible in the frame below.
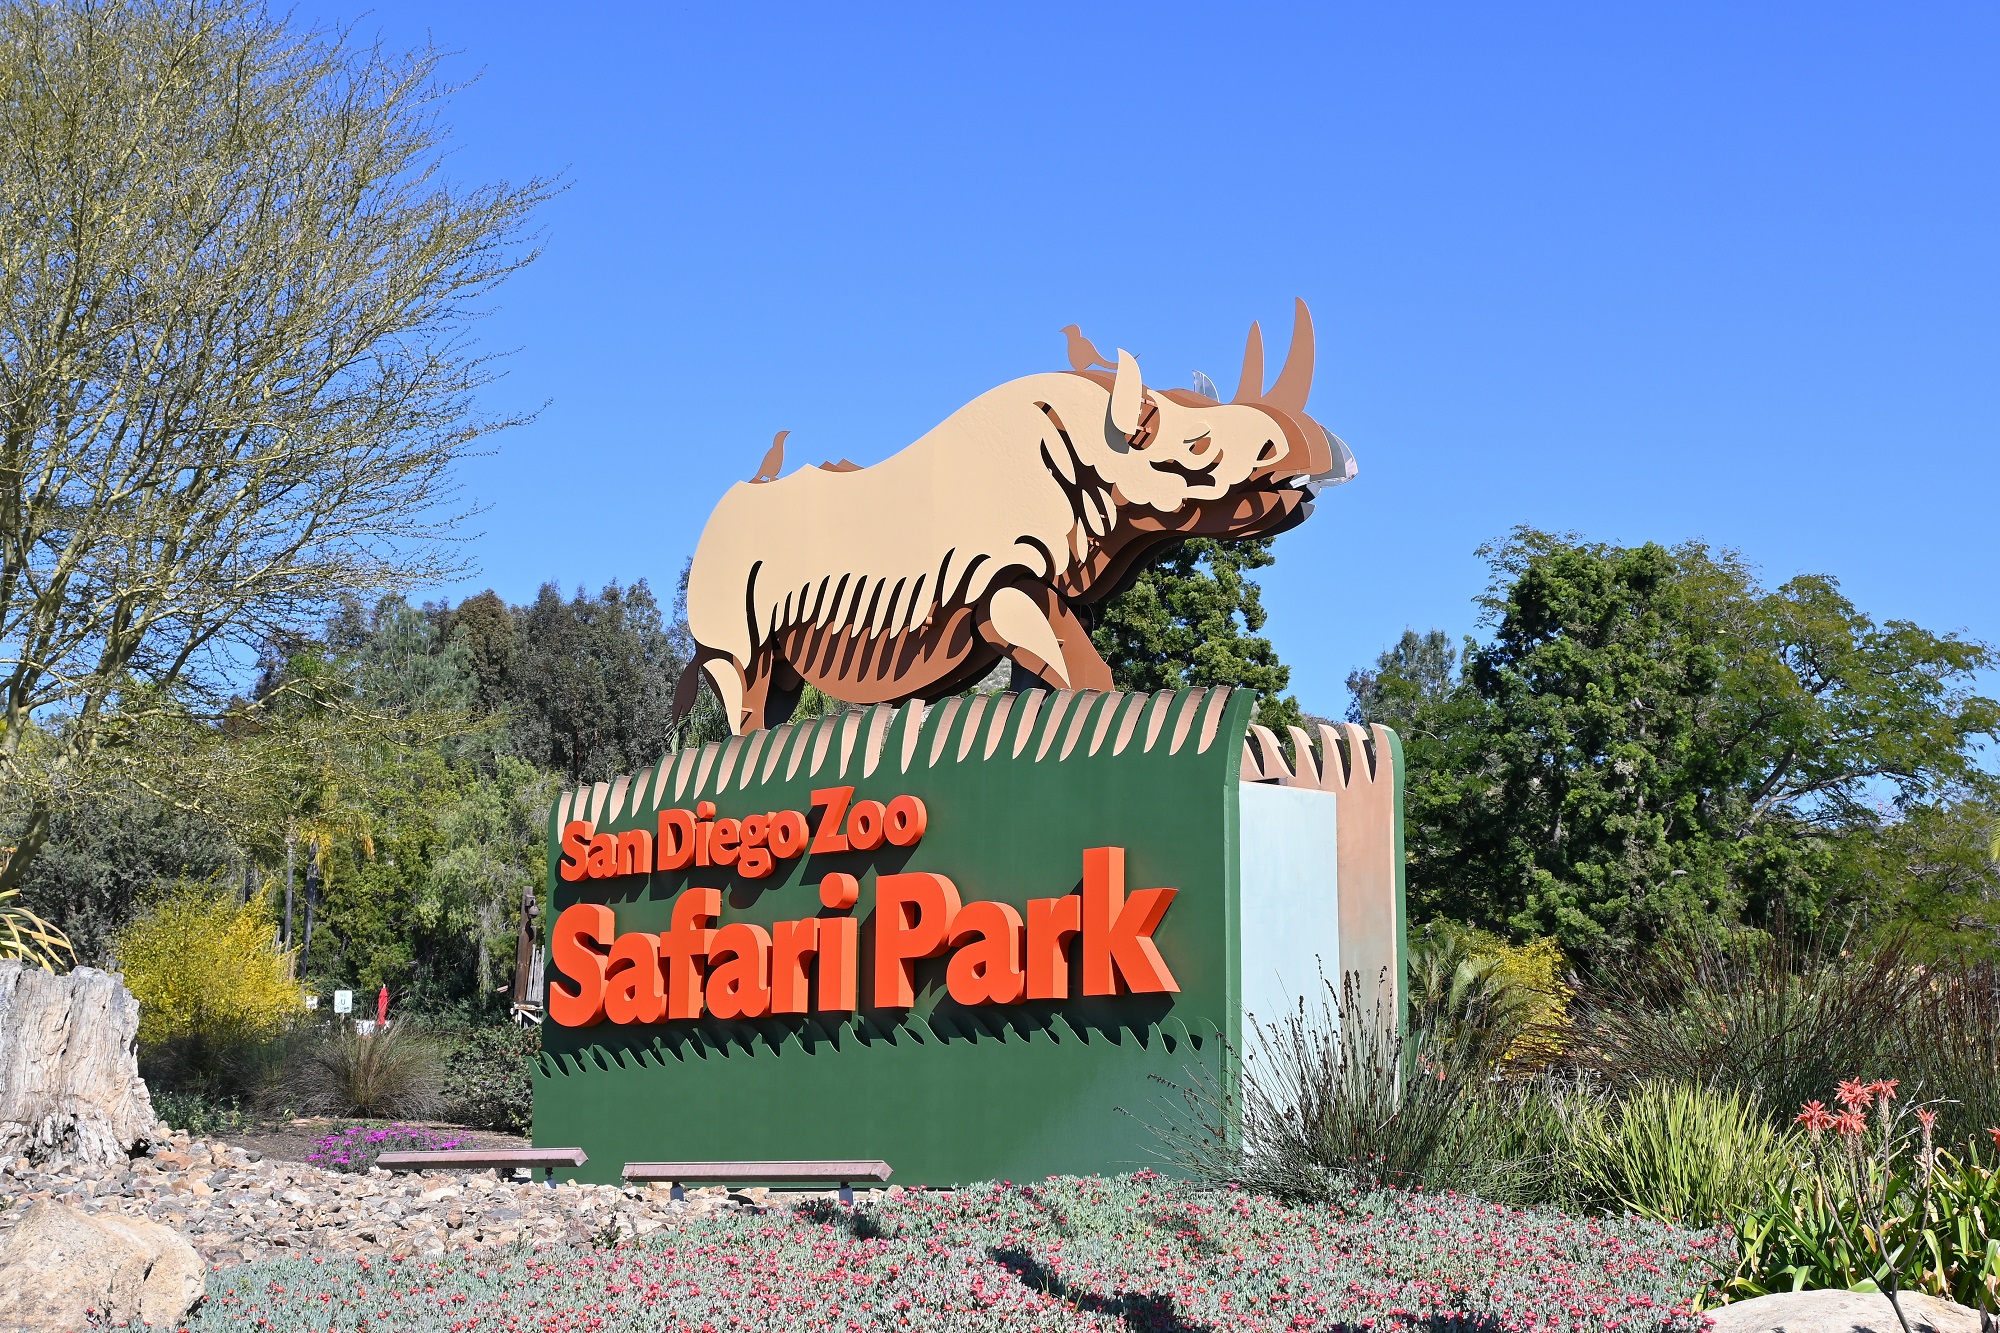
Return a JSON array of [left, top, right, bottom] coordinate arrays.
[[1061, 325, 1118, 373], [751, 430, 788, 483]]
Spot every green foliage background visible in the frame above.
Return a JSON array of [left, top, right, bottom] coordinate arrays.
[[1350, 529, 1999, 965], [1091, 536, 1307, 733], [16, 520, 1996, 1008]]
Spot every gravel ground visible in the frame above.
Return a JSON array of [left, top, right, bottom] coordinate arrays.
[[0, 1128, 864, 1271]]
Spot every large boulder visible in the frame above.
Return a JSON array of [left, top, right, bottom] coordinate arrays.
[[1710, 1289, 1989, 1333], [0, 1200, 205, 1330], [0, 962, 163, 1165]]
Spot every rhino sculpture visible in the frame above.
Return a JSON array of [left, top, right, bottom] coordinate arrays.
[[677, 299, 1355, 735]]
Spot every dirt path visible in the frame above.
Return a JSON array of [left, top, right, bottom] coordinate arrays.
[[216, 1117, 529, 1164]]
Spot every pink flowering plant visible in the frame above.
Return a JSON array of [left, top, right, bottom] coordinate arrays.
[[306, 1122, 462, 1175], [1726, 1077, 2000, 1320], [186, 1172, 1725, 1333]]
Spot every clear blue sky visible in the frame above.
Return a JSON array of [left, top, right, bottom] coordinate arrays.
[[354, 1, 1998, 718]]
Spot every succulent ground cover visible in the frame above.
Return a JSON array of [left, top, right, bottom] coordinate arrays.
[[187, 1173, 1723, 1332]]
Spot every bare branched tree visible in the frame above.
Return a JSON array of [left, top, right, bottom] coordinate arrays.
[[0, 0, 553, 888]]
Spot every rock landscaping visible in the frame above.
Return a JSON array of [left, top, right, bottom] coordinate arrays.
[[0, 1198, 206, 1332], [0, 1127, 792, 1272]]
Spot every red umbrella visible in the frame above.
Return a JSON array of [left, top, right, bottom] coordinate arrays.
[[376, 984, 389, 1025]]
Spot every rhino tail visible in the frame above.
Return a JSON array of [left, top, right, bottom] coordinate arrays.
[[670, 652, 712, 739]]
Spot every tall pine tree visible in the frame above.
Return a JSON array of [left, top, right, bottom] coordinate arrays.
[[1091, 537, 1305, 732]]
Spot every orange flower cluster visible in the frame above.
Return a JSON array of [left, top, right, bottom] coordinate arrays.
[[1796, 1078, 1900, 1138]]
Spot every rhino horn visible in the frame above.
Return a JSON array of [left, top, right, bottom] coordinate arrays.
[[1232, 321, 1265, 404], [1263, 298, 1315, 414], [1110, 349, 1147, 436]]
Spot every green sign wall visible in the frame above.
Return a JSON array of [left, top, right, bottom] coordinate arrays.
[[535, 686, 1402, 1186]]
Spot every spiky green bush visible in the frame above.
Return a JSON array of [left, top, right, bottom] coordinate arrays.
[[1569, 1081, 1798, 1225]]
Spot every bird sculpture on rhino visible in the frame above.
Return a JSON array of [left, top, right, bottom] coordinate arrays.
[[675, 299, 1356, 736]]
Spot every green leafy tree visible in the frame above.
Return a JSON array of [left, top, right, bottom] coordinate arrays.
[[1354, 531, 1998, 963], [439, 591, 521, 718], [1092, 537, 1305, 732], [505, 581, 684, 782], [12, 791, 234, 967], [0, 0, 549, 892], [1831, 798, 2000, 958], [1346, 629, 1465, 738], [421, 756, 557, 1000]]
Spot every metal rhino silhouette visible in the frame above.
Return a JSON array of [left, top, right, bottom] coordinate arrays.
[[676, 299, 1355, 736]]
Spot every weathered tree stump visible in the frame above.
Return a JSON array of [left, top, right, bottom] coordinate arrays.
[[0, 962, 163, 1165]]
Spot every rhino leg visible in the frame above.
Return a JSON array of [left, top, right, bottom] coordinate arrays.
[[757, 659, 806, 731], [978, 583, 1114, 693], [1044, 592, 1115, 693], [980, 584, 1070, 689], [702, 656, 751, 735]]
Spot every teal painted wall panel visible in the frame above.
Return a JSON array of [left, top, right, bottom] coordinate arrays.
[[1237, 782, 1340, 1029]]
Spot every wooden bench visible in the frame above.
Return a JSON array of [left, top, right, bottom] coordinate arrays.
[[622, 1159, 892, 1204], [375, 1148, 587, 1184]]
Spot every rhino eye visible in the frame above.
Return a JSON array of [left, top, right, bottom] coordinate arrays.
[[1257, 439, 1279, 462], [1186, 434, 1212, 456]]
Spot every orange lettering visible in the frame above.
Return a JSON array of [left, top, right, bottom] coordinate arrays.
[[946, 900, 1026, 1005], [615, 829, 652, 877], [769, 810, 809, 858], [559, 821, 593, 883], [770, 918, 819, 1014], [660, 888, 720, 1020], [872, 872, 961, 1008], [603, 931, 666, 1024], [810, 786, 853, 854], [737, 814, 773, 878], [657, 810, 695, 870], [1081, 847, 1178, 996], [884, 795, 927, 847], [710, 817, 740, 866], [705, 922, 772, 1019], [819, 872, 859, 910], [548, 903, 615, 1027], [585, 833, 619, 878], [817, 916, 858, 1012], [1026, 895, 1082, 1000], [846, 799, 885, 851]]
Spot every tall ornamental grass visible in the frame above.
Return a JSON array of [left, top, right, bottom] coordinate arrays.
[[1565, 930, 2000, 1157], [1564, 932, 1919, 1124], [1568, 1081, 1797, 1226], [1154, 971, 1470, 1200], [1894, 963, 2000, 1150], [291, 1022, 444, 1120]]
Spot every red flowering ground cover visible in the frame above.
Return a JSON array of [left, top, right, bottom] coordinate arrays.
[[184, 1174, 1723, 1332]]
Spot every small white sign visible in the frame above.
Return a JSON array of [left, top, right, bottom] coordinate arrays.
[[332, 989, 353, 1014], [304, 995, 319, 1010], [354, 1019, 378, 1036]]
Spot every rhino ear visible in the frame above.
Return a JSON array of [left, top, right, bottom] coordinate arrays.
[[1109, 349, 1145, 437]]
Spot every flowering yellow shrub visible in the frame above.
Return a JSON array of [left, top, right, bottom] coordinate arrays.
[[1486, 933, 1573, 1034], [116, 882, 305, 1045]]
